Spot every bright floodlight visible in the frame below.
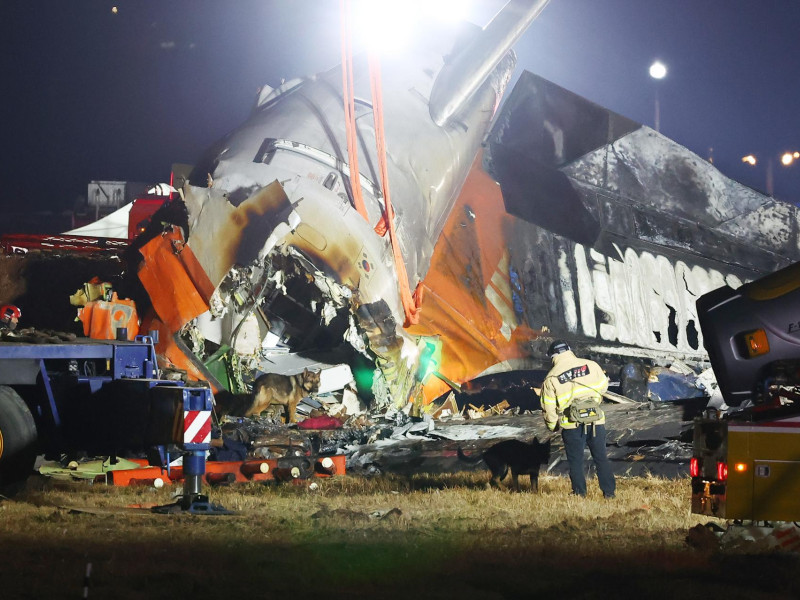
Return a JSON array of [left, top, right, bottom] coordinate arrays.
[[353, 0, 469, 55], [649, 61, 667, 80], [782, 152, 796, 166], [742, 155, 757, 166], [425, 0, 468, 23]]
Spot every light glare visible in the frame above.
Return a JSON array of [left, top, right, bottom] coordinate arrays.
[[782, 152, 799, 166], [742, 155, 757, 166], [355, 1, 415, 55], [649, 60, 667, 80], [351, 0, 470, 55], [424, 0, 468, 23]]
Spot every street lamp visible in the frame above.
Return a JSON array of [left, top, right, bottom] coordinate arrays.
[[781, 151, 800, 166], [649, 61, 667, 132], [741, 152, 800, 196]]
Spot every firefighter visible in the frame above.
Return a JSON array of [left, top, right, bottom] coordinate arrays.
[[540, 340, 616, 499], [0, 304, 21, 331]]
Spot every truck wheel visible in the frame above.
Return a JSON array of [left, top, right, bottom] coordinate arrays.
[[0, 386, 38, 496]]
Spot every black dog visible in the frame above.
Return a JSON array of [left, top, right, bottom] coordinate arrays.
[[458, 438, 551, 492]]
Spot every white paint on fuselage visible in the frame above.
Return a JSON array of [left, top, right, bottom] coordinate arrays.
[[561, 243, 744, 355], [557, 249, 578, 332]]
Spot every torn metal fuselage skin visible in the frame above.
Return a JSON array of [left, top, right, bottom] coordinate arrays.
[[408, 71, 800, 403], [140, 7, 545, 408], [483, 72, 800, 376]]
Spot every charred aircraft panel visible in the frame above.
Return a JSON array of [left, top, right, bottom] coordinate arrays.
[[488, 72, 800, 274]]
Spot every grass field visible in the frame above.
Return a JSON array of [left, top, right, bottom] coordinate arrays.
[[1, 472, 798, 599]]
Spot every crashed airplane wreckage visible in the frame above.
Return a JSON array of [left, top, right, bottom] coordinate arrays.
[[27, 0, 800, 422], [132, 0, 553, 411]]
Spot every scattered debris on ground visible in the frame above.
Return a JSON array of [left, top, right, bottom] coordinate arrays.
[[687, 522, 800, 555]]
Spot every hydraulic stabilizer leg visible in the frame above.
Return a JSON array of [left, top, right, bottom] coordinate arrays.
[[175, 448, 233, 515], [182, 450, 204, 498], [153, 387, 232, 515]]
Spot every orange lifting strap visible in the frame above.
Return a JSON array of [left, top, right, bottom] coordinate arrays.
[[367, 52, 423, 326], [339, 0, 423, 326], [339, 0, 369, 221]]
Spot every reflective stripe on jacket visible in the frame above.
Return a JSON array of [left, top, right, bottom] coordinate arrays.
[[540, 350, 608, 430]]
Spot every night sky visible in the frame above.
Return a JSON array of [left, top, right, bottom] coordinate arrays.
[[2, 0, 799, 221]]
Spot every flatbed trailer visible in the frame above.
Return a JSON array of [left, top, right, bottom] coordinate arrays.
[[0, 335, 214, 503]]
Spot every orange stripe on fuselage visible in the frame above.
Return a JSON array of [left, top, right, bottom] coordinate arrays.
[[409, 152, 541, 403]]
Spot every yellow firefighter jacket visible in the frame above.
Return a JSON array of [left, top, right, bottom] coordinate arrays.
[[540, 350, 608, 431]]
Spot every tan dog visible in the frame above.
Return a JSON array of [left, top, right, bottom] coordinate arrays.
[[248, 369, 320, 423]]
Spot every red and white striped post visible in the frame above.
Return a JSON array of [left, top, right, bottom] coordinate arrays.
[[181, 388, 213, 499]]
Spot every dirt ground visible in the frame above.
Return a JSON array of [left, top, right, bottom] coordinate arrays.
[[1, 473, 798, 600]]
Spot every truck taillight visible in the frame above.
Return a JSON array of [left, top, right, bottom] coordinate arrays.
[[717, 461, 728, 481], [690, 457, 700, 477]]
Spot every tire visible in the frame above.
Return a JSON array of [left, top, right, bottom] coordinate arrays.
[[0, 386, 38, 495]]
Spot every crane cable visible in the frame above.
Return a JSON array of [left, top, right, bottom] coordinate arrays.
[[339, 0, 422, 327]]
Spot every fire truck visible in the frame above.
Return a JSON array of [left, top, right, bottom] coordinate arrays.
[[691, 261, 800, 521]]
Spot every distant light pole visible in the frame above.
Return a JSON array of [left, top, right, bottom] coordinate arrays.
[[781, 151, 800, 166], [741, 152, 800, 196], [649, 60, 667, 132]]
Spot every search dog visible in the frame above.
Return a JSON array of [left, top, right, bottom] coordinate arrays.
[[214, 369, 320, 423], [249, 369, 320, 423], [457, 437, 551, 492]]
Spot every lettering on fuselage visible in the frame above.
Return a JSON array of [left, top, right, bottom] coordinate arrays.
[[558, 244, 745, 355]]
